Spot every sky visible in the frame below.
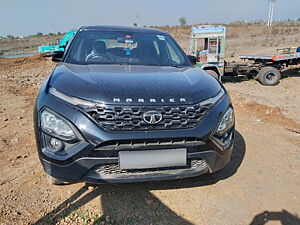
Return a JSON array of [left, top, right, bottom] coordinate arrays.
[[1, 0, 299, 37]]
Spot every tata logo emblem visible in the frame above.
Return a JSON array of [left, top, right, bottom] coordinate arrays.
[[143, 111, 162, 125]]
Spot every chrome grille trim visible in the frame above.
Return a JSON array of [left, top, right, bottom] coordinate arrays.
[[95, 138, 206, 150]]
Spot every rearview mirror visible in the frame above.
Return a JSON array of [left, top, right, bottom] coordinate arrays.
[[52, 51, 64, 62], [187, 55, 197, 65]]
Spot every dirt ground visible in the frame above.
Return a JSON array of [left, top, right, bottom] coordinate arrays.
[[0, 27, 300, 225]]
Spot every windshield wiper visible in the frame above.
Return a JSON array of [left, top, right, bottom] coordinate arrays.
[[169, 65, 185, 68], [84, 62, 117, 65]]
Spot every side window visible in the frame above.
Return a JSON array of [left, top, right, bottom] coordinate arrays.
[[209, 39, 218, 54], [218, 39, 222, 54], [166, 42, 180, 64]]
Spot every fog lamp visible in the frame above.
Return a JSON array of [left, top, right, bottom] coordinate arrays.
[[49, 138, 64, 151]]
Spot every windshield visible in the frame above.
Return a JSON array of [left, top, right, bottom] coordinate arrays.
[[64, 30, 191, 66]]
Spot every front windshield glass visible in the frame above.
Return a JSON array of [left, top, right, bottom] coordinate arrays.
[[64, 30, 191, 66]]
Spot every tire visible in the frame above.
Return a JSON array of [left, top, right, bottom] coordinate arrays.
[[205, 70, 219, 79], [46, 174, 70, 185], [257, 66, 281, 86]]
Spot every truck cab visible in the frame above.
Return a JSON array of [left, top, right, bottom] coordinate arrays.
[[187, 25, 226, 79]]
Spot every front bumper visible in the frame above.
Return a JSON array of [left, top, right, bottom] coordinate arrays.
[[35, 84, 234, 183], [40, 144, 233, 183]]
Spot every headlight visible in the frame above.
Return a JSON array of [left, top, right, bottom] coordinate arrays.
[[215, 107, 234, 136], [41, 109, 76, 140]]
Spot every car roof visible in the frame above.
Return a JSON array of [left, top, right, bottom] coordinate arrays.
[[79, 25, 167, 35]]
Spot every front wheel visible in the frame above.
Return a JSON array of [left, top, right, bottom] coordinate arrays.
[[257, 67, 281, 86], [205, 70, 219, 80]]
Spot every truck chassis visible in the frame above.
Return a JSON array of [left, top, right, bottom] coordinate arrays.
[[225, 52, 300, 85], [188, 25, 300, 86]]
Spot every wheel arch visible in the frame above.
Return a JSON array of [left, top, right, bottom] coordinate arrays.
[[201, 65, 221, 76]]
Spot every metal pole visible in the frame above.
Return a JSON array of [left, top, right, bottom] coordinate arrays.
[[270, 0, 275, 27], [267, 0, 275, 27], [136, 14, 139, 27], [267, 0, 272, 27]]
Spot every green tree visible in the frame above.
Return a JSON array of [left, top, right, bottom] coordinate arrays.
[[179, 17, 187, 26], [36, 32, 43, 36]]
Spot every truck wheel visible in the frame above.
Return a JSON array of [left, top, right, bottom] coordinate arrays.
[[206, 70, 219, 79], [257, 67, 281, 86], [46, 174, 70, 185]]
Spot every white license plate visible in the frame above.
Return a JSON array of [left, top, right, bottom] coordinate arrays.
[[119, 148, 187, 170]]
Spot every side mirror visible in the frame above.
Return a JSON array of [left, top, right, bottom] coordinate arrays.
[[52, 50, 64, 62], [187, 55, 197, 65]]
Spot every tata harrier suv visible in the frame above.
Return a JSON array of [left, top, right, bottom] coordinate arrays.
[[34, 26, 235, 184]]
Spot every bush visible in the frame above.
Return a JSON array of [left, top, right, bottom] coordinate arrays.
[[179, 17, 187, 26]]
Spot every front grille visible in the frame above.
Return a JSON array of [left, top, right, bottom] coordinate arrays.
[[85, 103, 211, 131], [95, 159, 206, 176]]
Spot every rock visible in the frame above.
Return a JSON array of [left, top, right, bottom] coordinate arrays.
[[18, 115, 23, 119], [88, 186, 95, 191], [11, 138, 19, 144], [3, 118, 8, 121]]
